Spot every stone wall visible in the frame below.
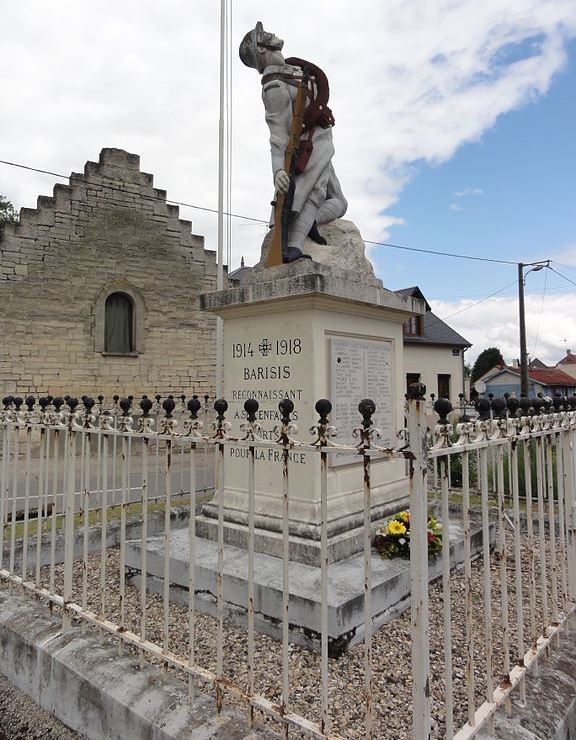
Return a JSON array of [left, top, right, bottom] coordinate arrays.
[[0, 148, 218, 398]]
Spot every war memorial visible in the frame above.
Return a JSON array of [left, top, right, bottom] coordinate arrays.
[[1, 18, 575, 740], [126, 22, 476, 653]]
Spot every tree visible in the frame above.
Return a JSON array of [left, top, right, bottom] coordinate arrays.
[[0, 195, 18, 235], [471, 347, 504, 383]]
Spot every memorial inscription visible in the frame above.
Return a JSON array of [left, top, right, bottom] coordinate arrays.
[[228, 333, 308, 459], [330, 336, 394, 464]]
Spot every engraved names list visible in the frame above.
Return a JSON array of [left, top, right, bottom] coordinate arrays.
[[330, 336, 394, 464]]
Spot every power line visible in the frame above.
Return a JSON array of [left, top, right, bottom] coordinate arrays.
[[549, 265, 576, 289], [430, 265, 570, 349], [0, 158, 268, 225], [364, 238, 517, 265], [437, 280, 519, 321], [438, 284, 570, 301], [415, 280, 519, 336], [0, 156, 540, 266], [433, 263, 570, 329], [553, 261, 576, 274]]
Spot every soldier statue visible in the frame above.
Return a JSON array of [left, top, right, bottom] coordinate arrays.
[[239, 22, 347, 264]]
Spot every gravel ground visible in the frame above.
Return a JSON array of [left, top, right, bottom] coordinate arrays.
[[0, 514, 565, 740], [0, 671, 81, 740]]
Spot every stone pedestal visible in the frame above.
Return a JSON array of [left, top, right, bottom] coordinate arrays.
[[198, 244, 425, 565]]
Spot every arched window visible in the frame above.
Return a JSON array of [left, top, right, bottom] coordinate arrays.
[[95, 281, 144, 355], [104, 292, 133, 353]]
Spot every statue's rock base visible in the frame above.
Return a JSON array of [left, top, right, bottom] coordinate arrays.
[[254, 218, 380, 285]]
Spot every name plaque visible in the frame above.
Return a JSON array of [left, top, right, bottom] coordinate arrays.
[[330, 336, 394, 465]]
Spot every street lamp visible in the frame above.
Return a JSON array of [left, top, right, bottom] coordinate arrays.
[[518, 260, 549, 397]]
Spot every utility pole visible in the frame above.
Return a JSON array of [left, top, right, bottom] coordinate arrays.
[[518, 263, 528, 397], [518, 260, 549, 398]]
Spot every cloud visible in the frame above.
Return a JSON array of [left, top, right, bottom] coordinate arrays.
[[550, 243, 576, 268], [453, 187, 484, 197], [1, 0, 575, 269], [449, 186, 483, 211], [430, 292, 576, 365]]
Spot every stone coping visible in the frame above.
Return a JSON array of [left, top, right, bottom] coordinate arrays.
[[200, 263, 425, 316], [0, 588, 272, 739]]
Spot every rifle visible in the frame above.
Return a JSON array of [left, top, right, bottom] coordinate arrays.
[[266, 69, 310, 267]]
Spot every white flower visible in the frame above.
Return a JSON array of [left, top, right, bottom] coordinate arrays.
[[399, 538, 406, 545]]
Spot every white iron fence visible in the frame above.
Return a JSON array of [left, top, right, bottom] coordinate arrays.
[[0, 390, 575, 739]]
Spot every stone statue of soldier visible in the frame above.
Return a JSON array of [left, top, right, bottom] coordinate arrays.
[[239, 22, 348, 263]]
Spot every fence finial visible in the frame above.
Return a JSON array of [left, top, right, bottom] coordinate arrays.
[[140, 396, 153, 416], [434, 397, 452, 424], [162, 397, 176, 419], [407, 383, 426, 401], [279, 398, 294, 426], [244, 398, 259, 423], [315, 399, 332, 426], [490, 397, 506, 420], [506, 396, 520, 417], [119, 398, 131, 416], [214, 398, 228, 425], [475, 397, 491, 421], [358, 398, 376, 429], [83, 397, 95, 412], [187, 396, 202, 419]]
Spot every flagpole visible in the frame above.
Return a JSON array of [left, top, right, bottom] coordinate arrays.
[[216, 0, 226, 399]]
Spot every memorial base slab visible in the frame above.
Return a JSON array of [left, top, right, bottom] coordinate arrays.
[[126, 513, 494, 655]]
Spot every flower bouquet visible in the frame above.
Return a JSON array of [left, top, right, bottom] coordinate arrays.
[[373, 510, 442, 560]]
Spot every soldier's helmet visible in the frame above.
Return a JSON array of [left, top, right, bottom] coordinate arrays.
[[239, 21, 264, 72]]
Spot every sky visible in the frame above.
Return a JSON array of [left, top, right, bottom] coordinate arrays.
[[1, 0, 575, 366]]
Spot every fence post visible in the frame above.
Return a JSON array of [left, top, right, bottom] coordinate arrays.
[[407, 384, 431, 740], [565, 420, 576, 601], [63, 399, 79, 629]]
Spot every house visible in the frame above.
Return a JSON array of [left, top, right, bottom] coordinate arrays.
[[395, 286, 472, 405], [556, 349, 576, 380], [0, 148, 218, 398], [479, 364, 576, 398], [529, 357, 548, 369]]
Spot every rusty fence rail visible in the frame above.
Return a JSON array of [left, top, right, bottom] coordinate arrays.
[[0, 393, 403, 739], [1, 392, 576, 738], [422, 394, 576, 739]]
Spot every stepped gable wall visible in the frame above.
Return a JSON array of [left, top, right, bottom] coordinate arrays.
[[0, 148, 218, 397]]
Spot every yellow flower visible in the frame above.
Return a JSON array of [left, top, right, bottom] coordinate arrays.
[[397, 511, 410, 523], [388, 520, 407, 536]]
